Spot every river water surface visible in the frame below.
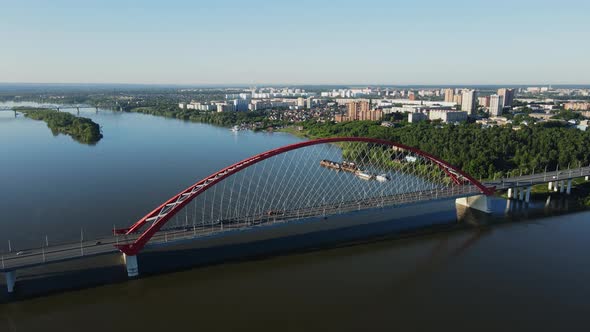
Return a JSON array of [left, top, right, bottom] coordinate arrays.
[[0, 103, 589, 331]]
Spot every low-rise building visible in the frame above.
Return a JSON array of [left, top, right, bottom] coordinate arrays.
[[563, 102, 590, 111], [408, 112, 428, 123], [428, 110, 468, 123]]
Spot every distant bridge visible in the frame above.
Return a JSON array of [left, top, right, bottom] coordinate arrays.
[[2, 137, 589, 293], [0, 104, 113, 117]]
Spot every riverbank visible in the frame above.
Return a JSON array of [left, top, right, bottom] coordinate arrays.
[[18, 108, 103, 144], [123, 106, 286, 131]]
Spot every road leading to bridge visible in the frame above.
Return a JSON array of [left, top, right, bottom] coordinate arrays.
[[485, 166, 590, 190]]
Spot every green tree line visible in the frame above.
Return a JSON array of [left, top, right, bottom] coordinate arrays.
[[301, 121, 590, 180]]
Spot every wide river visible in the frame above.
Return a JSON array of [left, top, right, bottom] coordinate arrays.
[[1, 102, 589, 331]]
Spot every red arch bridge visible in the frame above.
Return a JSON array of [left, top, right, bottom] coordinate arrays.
[[3, 137, 590, 290]]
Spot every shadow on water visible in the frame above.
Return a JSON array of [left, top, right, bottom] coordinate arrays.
[[1, 195, 586, 304]]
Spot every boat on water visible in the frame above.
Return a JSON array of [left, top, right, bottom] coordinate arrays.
[[320, 159, 342, 171], [231, 125, 240, 132], [342, 161, 358, 173], [376, 174, 390, 182], [355, 171, 375, 180]]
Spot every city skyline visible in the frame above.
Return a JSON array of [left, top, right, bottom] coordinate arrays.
[[1, 0, 589, 85]]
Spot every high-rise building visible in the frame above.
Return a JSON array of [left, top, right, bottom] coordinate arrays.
[[232, 99, 249, 112], [497, 88, 515, 108], [335, 101, 382, 122], [478, 96, 490, 107], [489, 95, 504, 117], [306, 97, 314, 109], [461, 90, 477, 116], [453, 94, 463, 105], [217, 103, 236, 113], [297, 97, 305, 108], [444, 89, 455, 103], [347, 101, 369, 119]]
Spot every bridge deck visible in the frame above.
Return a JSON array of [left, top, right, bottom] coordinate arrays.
[[2, 167, 588, 272], [1, 186, 482, 272], [484, 166, 590, 189]]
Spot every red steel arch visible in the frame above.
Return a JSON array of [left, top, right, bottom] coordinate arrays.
[[115, 137, 494, 255]]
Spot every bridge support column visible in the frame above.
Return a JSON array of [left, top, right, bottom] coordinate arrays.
[[566, 180, 572, 195], [512, 188, 518, 199], [5, 270, 16, 293], [456, 195, 491, 214], [585, 176, 589, 181], [548, 182, 553, 191], [560, 180, 565, 193], [123, 254, 139, 278], [554, 181, 559, 192], [519, 188, 525, 201], [507, 188, 513, 199], [525, 187, 531, 204]]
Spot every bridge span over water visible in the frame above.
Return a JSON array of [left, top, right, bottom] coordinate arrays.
[[2, 137, 589, 293], [0, 104, 116, 117]]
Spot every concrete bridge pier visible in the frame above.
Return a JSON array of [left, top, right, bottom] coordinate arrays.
[[123, 254, 139, 277], [560, 180, 565, 193], [507, 188, 513, 199], [5, 270, 16, 293], [525, 187, 531, 204], [512, 188, 518, 199], [586, 176, 589, 181], [548, 182, 553, 191], [519, 188, 525, 201], [566, 179, 572, 195], [456, 195, 491, 214]]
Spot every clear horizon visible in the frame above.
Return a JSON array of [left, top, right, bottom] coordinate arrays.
[[2, 0, 589, 85]]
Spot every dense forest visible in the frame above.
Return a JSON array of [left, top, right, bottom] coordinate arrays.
[[20, 109, 103, 144], [300, 121, 590, 180]]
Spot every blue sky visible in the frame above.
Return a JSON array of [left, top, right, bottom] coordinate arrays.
[[1, 0, 589, 85]]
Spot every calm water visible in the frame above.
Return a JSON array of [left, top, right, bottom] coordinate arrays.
[[1, 102, 589, 331], [0, 102, 306, 249], [1, 211, 589, 331]]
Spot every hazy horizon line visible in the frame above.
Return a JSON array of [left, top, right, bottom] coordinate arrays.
[[2, 82, 589, 88]]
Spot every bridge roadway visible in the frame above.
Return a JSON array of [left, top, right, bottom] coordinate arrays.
[[2, 166, 588, 273], [484, 166, 590, 189], [0, 105, 96, 111], [1, 185, 482, 272]]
